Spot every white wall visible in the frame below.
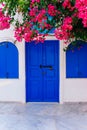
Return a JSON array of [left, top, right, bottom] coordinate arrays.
[[64, 79, 87, 102], [60, 41, 87, 102], [0, 28, 87, 103], [0, 26, 25, 103]]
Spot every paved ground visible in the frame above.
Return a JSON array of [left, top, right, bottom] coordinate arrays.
[[0, 102, 87, 130]]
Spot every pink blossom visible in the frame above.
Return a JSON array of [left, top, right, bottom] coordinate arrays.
[[29, 8, 38, 17], [62, 0, 71, 8], [55, 27, 70, 40], [48, 4, 57, 16], [36, 9, 46, 23], [0, 10, 10, 30], [62, 0, 75, 11], [75, 0, 87, 27], [62, 17, 73, 31], [31, 0, 40, 3], [14, 27, 23, 42], [55, 17, 73, 41], [24, 31, 33, 42], [33, 34, 47, 43]]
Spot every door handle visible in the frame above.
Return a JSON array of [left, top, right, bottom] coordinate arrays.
[[40, 65, 53, 69], [40, 65, 43, 68]]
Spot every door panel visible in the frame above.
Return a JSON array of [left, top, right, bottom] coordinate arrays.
[[44, 80, 57, 101], [26, 40, 59, 102], [45, 44, 55, 65], [43, 41, 59, 101], [29, 80, 42, 101], [26, 42, 43, 101]]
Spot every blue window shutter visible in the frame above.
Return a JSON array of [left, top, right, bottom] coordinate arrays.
[[6, 42, 19, 78], [0, 43, 6, 78], [66, 49, 78, 78], [78, 44, 87, 78]]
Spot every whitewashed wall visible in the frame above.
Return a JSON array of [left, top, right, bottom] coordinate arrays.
[[0, 26, 25, 103], [0, 27, 87, 103]]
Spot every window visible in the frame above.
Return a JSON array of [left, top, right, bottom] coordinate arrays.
[[66, 41, 87, 78], [0, 42, 19, 78]]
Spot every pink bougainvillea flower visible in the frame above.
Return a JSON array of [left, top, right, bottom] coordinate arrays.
[[0, 11, 10, 30], [48, 4, 57, 16], [55, 27, 70, 40], [55, 17, 73, 42], [75, 0, 87, 27], [62, 0, 75, 11], [31, 0, 40, 3]]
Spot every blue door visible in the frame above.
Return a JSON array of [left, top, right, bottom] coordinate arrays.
[[26, 40, 59, 102]]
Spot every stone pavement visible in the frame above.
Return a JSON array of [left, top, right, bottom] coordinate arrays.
[[0, 102, 87, 130]]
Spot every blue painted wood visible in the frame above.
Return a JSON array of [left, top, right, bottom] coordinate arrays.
[[26, 42, 43, 101], [26, 40, 59, 102], [66, 42, 87, 78], [6, 42, 19, 78], [0, 42, 18, 78], [43, 41, 59, 101], [0, 43, 6, 78], [66, 48, 78, 78], [78, 44, 87, 78]]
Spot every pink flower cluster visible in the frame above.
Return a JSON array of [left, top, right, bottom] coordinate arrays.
[[15, 3, 54, 42], [55, 27, 69, 40], [15, 22, 35, 42], [14, 21, 48, 43], [48, 4, 57, 16], [75, 0, 87, 27], [62, 0, 71, 9], [36, 9, 46, 23], [62, 17, 73, 31], [55, 17, 73, 41], [15, 1, 74, 43], [2, 0, 87, 44], [62, 0, 74, 11], [29, 7, 38, 17], [14, 26, 23, 42], [0, 8, 10, 30], [31, 0, 40, 3]]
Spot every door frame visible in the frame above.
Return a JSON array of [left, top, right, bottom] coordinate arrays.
[[25, 38, 64, 103]]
